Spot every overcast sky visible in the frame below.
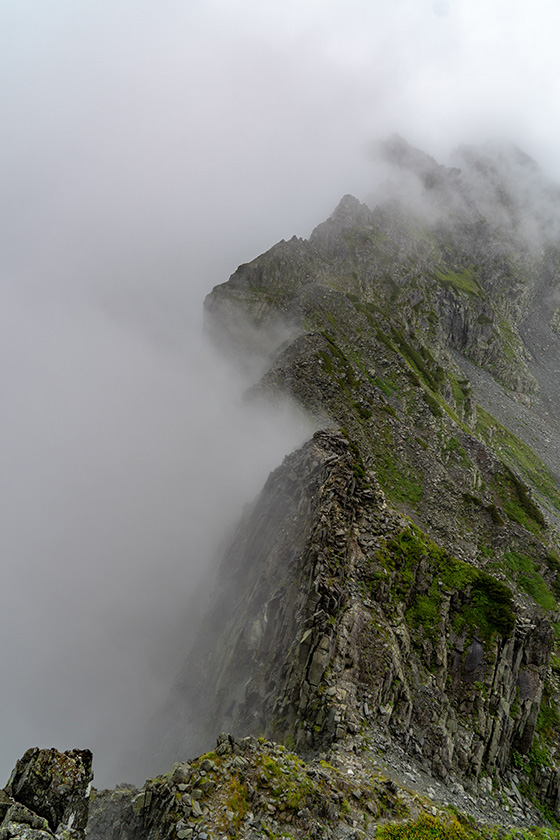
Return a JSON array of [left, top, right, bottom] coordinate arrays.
[[2, 0, 560, 788]]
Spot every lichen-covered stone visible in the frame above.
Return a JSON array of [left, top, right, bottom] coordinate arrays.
[[1, 749, 92, 840]]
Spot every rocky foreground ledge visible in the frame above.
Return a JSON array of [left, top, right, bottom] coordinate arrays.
[[3, 733, 557, 840], [0, 747, 92, 839]]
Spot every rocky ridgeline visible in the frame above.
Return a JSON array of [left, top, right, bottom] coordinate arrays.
[[11, 139, 560, 836], [87, 732, 411, 840]]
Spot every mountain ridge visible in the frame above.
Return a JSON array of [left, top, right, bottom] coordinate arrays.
[[195, 137, 560, 820], [7, 138, 560, 840]]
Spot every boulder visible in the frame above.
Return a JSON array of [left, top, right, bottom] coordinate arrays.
[[2, 748, 92, 839]]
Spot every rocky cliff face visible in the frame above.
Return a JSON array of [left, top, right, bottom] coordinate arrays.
[[192, 138, 560, 818], [0, 747, 92, 840]]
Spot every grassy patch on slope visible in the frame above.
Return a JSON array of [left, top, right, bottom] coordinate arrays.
[[488, 550, 557, 611], [378, 814, 560, 840], [476, 407, 560, 514], [372, 526, 515, 642], [434, 266, 483, 298]]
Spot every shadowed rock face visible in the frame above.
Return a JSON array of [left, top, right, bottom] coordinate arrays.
[[1, 747, 92, 839]]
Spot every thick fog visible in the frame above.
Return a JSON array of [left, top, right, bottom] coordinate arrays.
[[2, 0, 560, 788]]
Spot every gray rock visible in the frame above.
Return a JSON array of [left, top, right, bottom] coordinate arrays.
[[1, 749, 92, 840]]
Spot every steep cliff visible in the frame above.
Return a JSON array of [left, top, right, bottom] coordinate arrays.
[[183, 138, 560, 819]]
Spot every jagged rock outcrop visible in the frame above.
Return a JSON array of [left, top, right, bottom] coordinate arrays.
[[87, 731, 422, 840], [0, 748, 92, 840], [157, 430, 557, 807]]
